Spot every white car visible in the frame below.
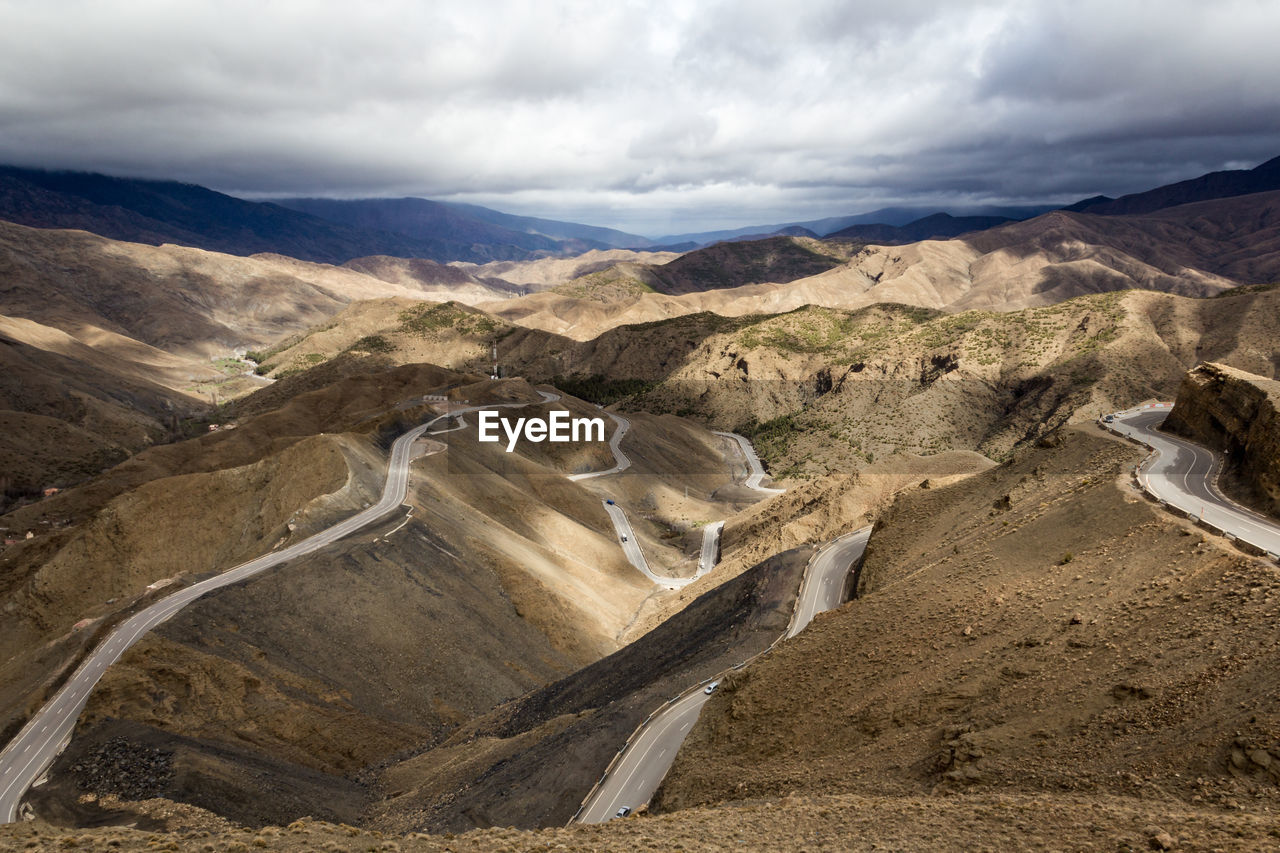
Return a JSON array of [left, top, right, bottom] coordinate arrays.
[[704, 680, 720, 695], [615, 806, 631, 818]]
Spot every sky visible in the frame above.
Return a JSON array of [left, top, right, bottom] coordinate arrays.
[[2, 0, 1279, 237]]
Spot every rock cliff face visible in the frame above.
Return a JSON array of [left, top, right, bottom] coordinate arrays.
[[1163, 362, 1280, 516]]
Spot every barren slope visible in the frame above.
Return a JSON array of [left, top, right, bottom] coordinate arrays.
[[15, 363, 767, 829], [657, 426, 1280, 832], [482, 191, 1280, 339], [248, 285, 1280, 487], [451, 249, 681, 288], [0, 220, 524, 506], [0, 363, 466, 745]]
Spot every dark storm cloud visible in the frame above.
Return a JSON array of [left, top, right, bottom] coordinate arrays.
[[1, 0, 1278, 235]]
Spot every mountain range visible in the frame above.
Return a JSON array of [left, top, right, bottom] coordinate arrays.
[[1064, 154, 1280, 216], [5, 155, 1275, 268], [4, 150, 1280, 850], [0, 166, 650, 264]]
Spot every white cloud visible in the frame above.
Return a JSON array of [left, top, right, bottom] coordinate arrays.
[[1, 0, 1278, 234]]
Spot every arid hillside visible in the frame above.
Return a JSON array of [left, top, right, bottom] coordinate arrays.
[[655, 425, 1280, 848], [8, 354, 786, 828], [0, 219, 488, 359], [337, 255, 521, 302], [0, 362, 469, 744], [243, 284, 1280, 482], [7, 425, 1278, 850], [0, 312, 220, 506], [0, 219, 539, 506], [451, 248, 682, 289], [482, 190, 1280, 339], [5, 167, 1280, 852]]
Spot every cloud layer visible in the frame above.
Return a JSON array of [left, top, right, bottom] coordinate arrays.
[[2, 0, 1279, 235]]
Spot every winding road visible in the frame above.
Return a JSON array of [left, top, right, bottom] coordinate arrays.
[[697, 521, 724, 579], [567, 412, 631, 481], [576, 526, 872, 824], [601, 500, 693, 590], [1108, 405, 1280, 557], [0, 390, 560, 824], [713, 431, 785, 494], [583, 415, 778, 588]]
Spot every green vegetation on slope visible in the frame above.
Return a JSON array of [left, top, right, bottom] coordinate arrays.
[[399, 302, 501, 337]]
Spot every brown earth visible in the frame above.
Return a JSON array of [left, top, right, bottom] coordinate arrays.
[[0, 218, 505, 507], [480, 191, 1280, 340], [259, 285, 1280, 485], [365, 449, 1001, 834], [19, 368, 772, 829], [654, 427, 1280, 830], [552, 236, 861, 296], [4, 789, 1279, 851], [0, 363, 469, 743], [368, 546, 813, 833], [338, 255, 521, 303], [7, 195, 1280, 850], [0, 312, 220, 509], [0, 220, 439, 360], [451, 249, 682, 289]]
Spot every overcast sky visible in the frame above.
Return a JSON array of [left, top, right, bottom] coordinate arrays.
[[2, 0, 1279, 237]]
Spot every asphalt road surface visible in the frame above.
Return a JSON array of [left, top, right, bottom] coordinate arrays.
[[601, 500, 692, 590], [581, 419, 768, 589], [713, 431, 785, 494], [0, 389, 559, 824], [577, 526, 871, 824], [697, 521, 724, 578], [1109, 405, 1280, 556], [786, 526, 872, 639], [567, 412, 631, 481]]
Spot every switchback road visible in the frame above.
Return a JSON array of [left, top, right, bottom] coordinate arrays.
[[713, 431, 785, 494], [576, 526, 871, 824], [567, 412, 630, 481], [1108, 405, 1280, 557], [0, 389, 559, 824], [581, 416, 772, 588], [601, 501, 692, 590]]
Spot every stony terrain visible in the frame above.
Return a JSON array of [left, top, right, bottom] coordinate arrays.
[[655, 426, 1280, 838], [451, 248, 681, 289], [0, 219, 495, 507], [369, 546, 813, 833], [1, 363, 467, 744], [4, 790, 1279, 851], [241, 284, 1280, 486], [9, 361, 782, 829]]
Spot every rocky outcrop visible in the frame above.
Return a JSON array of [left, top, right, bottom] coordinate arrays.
[[1163, 362, 1280, 516]]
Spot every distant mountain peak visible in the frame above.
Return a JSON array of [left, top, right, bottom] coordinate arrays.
[[0, 165, 650, 264], [1064, 155, 1280, 217]]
